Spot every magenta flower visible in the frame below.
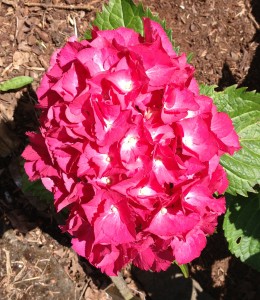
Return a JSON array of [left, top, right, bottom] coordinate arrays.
[[22, 19, 240, 275]]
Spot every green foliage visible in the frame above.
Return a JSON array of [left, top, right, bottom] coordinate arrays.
[[202, 84, 260, 270], [22, 172, 54, 204], [223, 193, 260, 272], [174, 261, 189, 278], [200, 85, 260, 196], [85, 0, 179, 53], [0, 76, 33, 92]]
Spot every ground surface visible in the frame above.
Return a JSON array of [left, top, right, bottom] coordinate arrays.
[[0, 0, 260, 299]]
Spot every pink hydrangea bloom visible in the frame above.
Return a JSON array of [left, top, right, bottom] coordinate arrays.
[[22, 19, 240, 275]]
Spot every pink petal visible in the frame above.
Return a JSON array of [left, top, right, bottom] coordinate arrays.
[[171, 228, 207, 264], [179, 116, 218, 161], [143, 18, 176, 57], [94, 202, 136, 245], [147, 208, 199, 237], [211, 112, 241, 154]]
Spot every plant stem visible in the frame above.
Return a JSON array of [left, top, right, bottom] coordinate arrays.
[[23, 2, 94, 11], [110, 272, 136, 300]]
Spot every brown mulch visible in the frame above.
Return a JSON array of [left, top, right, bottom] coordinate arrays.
[[0, 0, 260, 299]]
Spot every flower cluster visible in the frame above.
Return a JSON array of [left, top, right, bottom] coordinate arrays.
[[22, 19, 240, 275]]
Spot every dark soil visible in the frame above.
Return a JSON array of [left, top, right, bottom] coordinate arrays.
[[0, 0, 260, 299]]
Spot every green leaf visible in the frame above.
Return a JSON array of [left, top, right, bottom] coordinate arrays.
[[21, 170, 69, 223], [86, 0, 179, 53], [200, 85, 260, 196], [223, 193, 260, 272], [186, 52, 193, 64], [22, 172, 53, 203], [94, 0, 144, 32], [0, 76, 33, 92]]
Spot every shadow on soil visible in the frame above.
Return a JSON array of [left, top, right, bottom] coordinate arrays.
[[0, 87, 111, 291], [132, 263, 214, 300], [204, 4, 260, 295], [243, 0, 260, 92], [217, 62, 237, 91], [241, 0, 260, 91], [241, 33, 260, 92], [218, 0, 260, 92], [189, 219, 260, 300]]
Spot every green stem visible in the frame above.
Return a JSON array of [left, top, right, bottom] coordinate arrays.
[[174, 261, 190, 278]]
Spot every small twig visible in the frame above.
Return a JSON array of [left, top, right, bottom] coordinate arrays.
[[248, 12, 260, 30], [78, 280, 90, 300], [14, 16, 19, 46], [67, 14, 78, 37], [24, 2, 94, 11], [3, 248, 12, 281], [1, 63, 13, 77], [73, 16, 78, 38], [128, 286, 146, 299], [40, 258, 51, 276], [25, 66, 45, 71], [244, 1, 260, 30], [13, 276, 41, 284], [13, 265, 27, 283]]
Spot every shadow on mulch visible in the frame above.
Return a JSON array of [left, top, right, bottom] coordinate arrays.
[[217, 62, 237, 91], [241, 29, 260, 92], [241, 0, 260, 91], [217, 34, 260, 92], [0, 159, 112, 295], [218, 0, 260, 92], [0, 164, 112, 291], [131, 263, 214, 300], [132, 264, 192, 300], [0, 87, 112, 292], [190, 218, 260, 300], [252, 0, 260, 21]]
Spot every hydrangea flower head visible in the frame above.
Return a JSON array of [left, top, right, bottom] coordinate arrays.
[[22, 19, 240, 275]]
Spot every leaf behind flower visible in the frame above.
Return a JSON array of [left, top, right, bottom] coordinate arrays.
[[0, 76, 33, 92], [85, 0, 180, 53], [200, 85, 260, 197], [223, 193, 260, 272]]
